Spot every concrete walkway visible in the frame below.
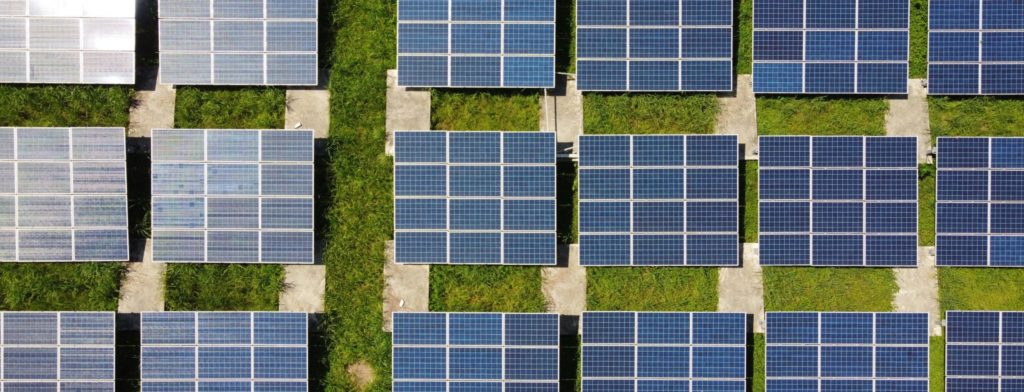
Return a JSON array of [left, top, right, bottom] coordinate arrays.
[[382, 241, 430, 332], [894, 247, 942, 336], [541, 245, 586, 321], [385, 69, 431, 155], [280, 265, 326, 312], [886, 79, 932, 163], [118, 239, 165, 312], [286, 72, 330, 139], [129, 67, 175, 138], [716, 75, 759, 160], [718, 243, 765, 332], [540, 76, 583, 143]]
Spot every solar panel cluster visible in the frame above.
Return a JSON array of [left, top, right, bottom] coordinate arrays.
[[397, 0, 555, 88], [158, 0, 319, 86], [766, 312, 929, 392], [0, 127, 128, 262], [946, 311, 1024, 391], [928, 0, 1024, 94], [752, 0, 909, 94], [758, 136, 919, 266], [575, 0, 734, 91], [936, 137, 1024, 266], [0, 312, 116, 391], [0, 0, 135, 84], [581, 312, 747, 391], [141, 312, 308, 392], [151, 129, 315, 264], [578, 135, 739, 266], [392, 312, 560, 391], [393, 131, 557, 265]]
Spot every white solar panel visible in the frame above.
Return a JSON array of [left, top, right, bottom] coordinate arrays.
[[0, 0, 135, 84]]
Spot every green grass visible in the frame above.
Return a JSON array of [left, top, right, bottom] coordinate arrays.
[[0, 264, 124, 311], [431, 90, 540, 131], [736, 0, 753, 74], [910, 0, 928, 78], [756, 96, 888, 135], [939, 269, 1024, 312], [174, 86, 286, 129], [583, 94, 719, 134], [742, 161, 758, 243], [0, 85, 131, 127], [930, 97, 1024, 138], [920, 164, 936, 246], [752, 334, 765, 392], [587, 268, 718, 311], [164, 264, 283, 311], [430, 266, 547, 312], [931, 336, 945, 392], [763, 268, 897, 311]]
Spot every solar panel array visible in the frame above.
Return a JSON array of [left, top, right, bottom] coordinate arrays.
[[392, 312, 560, 392], [151, 129, 315, 264], [936, 137, 1024, 266], [393, 131, 557, 265], [758, 136, 919, 266], [752, 0, 909, 94], [946, 311, 1024, 392], [0, 312, 115, 391], [0, 0, 135, 84], [928, 0, 1024, 95], [397, 0, 555, 88], [141, 312, 308, 392], [575, 0, 734, 91], [158, 0, 318, 86], [581, 312, 747, 391], [766, 312, 929, 392], [577, 135, 739, 266], [0, 127, 128, 262]]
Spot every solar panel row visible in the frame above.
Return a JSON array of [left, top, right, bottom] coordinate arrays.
[[397, 0, 556, 88], [946, 311, 1024, 392], [0, 127, 129, 262], [577, 135, 740, 266], [928, 0, 1024, 95], [150, 129, 315, 264], [758, 136, 919, 266], [0, 311, 115, 391], [575, 0, 734, 91]]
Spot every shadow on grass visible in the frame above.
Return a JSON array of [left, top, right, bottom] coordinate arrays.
[[557, 161, 578, 245], [560, 315, 581, 392]]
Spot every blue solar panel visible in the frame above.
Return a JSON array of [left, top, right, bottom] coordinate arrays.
[[928, 0, 1024, 95], [766, 312, 928, 392], [141, 312, 308, 392], [392, 313, 559, 391], [576, 0, 733, 91], [753, 0, 909, 94], [759, 136, 918, 266], [578, 135, 739, 266], [945, 311, 1024, 391], [397, 0, 554, 87], [394, 131, 557, 265], [0, 312, 115, 391], [582, 312, 747, 391]]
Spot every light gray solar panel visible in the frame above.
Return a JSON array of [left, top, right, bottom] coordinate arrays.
[[159, 0, 210, 18], [82, 19, 135, 51], [0, 0, 26, 15], [0, 312, 115, 391], [0, 18, 26, 48], [213, 53, 264, 84], [29, 51, 80, 82]]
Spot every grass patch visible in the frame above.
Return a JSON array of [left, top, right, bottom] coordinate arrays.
[[0, 264, 124, 311], [430, 266, 547, 312], [931, 336, 945, 392], [0, 85, 131, 127], [919, 164, 935, 246], [164, 264, 283, 311], [742, 161, 758, 243], [939, 269, 1024, 312], [431, 90, 540, 131], [763, 268, 897, 311], [174, 86, 286, 129], [587, 268, 718, 311], [751, 334, 764, 392], [930, 97, 1024, 138], [583, 94, 719, 134], [756, 96, 888, 135], [736, 0, 753, 74], [910, 0, 928, 78]]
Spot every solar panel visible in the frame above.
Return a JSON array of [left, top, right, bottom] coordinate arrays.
[[752, 0, 909, 94], [575, 0, 734, 91], [0, 312, 115, 391], [0, 127, 128, 262], [396, 0, 555, 88], [577, 135, 739, 266], [0, 0, 135, 84], [141, 312, 308, 392], [392, 312, 560, 391], [158, 0, 318, 86], [150, 129, 315, 264], [581, 312, 747, 391], [928, 0, 1024, 94], [935, 137, 1024, 266], [766, 312, 929, 392], [945, 311, 1024, 392], [393, 131, 557, 265], [758, 136, 918, 266]]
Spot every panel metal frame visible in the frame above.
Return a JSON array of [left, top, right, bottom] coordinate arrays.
[[927, 0, 1024, 95], [0, 311, 117, 390]]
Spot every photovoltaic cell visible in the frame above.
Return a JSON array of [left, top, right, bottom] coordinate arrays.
[[393, 131, 557, 265], [752, 0, 909, 94], [581, 312, 747, 391], [158, 0, 318, 86], [936, 137, 1024, 266], [397, 0, 555, 88], [928, 0, 1024, 94], [944, 311, 1024, 391], [766, 312, 929, 392], [393, 312, 559, 391], [141, 312, 308, 392], [0, 312, 115, 391], [578, 135, 739, 266], [575, 0, 734, 91], [150, 129, 314, 264]]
